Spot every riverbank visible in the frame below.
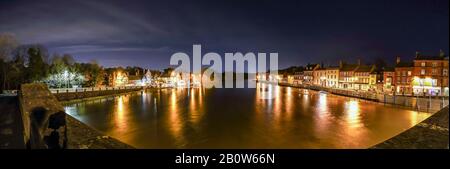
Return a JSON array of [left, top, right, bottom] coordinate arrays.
[[270, 81, 448, 113], [372, 106, 449, 149]]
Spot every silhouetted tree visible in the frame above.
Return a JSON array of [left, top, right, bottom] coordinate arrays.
[[0, 33, 19, 91], [26, 47, 49, 82], [75, 61, 104, 87]]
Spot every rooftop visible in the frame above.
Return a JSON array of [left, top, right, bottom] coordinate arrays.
[[382, 67, 395, 72], [414, 55, 447, 61], [396, 61, 414, 68], [326, 66, 340, 70], [339, 63, 358, 71], [355, 65, 375, 72], [305, 64, 319, 71]]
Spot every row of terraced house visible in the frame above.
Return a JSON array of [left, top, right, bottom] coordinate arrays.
[[258, 51, 449, 96]]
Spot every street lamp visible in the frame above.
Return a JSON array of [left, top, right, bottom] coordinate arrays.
[[64, 70, 69, 88]]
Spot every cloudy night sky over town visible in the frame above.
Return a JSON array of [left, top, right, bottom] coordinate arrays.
[[0, 0, 448, 69]]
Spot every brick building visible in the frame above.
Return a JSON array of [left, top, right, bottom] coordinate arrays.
[[395, 56, 414, 95], [382, 67, 395, 93], [412, 51, 449, 96]]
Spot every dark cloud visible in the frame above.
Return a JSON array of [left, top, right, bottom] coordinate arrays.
[[0, 0, 448, 69]]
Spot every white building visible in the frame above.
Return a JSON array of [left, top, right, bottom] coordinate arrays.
[[313, 68, 327, 87], [326, 67, 339, 88]]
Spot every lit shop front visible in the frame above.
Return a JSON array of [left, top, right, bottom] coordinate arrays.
[[412, 77, 441, 96]]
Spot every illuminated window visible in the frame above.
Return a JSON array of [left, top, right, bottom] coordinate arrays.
[[421, 62, 426, 67], [421, 69, 425, 75], [432, 62, 437, 67], [444, 69, 448, 76], [407, 71, 411, 76], [432, 69, 437, 75]]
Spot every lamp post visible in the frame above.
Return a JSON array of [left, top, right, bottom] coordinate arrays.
[[64, 70, 69, 89]]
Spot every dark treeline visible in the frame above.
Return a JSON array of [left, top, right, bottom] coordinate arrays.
[[0, 33, 153, 92]]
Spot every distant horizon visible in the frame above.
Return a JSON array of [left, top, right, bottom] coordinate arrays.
[[43, 49, 448, 71]]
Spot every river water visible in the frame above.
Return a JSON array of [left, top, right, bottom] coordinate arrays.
[[64, 83, 431, 148]]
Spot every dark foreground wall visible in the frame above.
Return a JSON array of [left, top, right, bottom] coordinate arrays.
[[19, 83, 67, 149], [15, 83, 133, 149], [0, 96, 25, 149]]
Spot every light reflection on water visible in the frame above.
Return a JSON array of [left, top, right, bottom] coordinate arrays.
[[64, 84, 431, 149]]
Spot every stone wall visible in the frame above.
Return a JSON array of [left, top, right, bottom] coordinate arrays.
[[19, 83, 67, 149], [54, 87, 142, 101], [372, 106, 449, 149], [16, 83, 135, 149]]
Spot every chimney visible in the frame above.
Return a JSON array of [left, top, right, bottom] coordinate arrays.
[[396, 56, 401, 64], [415, 51, 420, 58], [339, 60, 343, 68], [357, 58, 361, 65]]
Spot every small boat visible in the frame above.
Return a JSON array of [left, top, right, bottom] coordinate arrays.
[[319, 91, 328, 94]]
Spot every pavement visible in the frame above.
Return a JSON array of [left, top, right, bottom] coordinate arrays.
[[0, 96, 26, 149]]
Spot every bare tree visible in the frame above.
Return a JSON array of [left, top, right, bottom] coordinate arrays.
[[0, 33, 19, 61], [0, 33, 19, 92]]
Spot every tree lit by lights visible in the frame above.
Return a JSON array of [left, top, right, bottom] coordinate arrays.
[[43, 69, 84, 88]]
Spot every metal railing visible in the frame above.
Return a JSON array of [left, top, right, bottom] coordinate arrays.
[[49, 86, 142, 94]]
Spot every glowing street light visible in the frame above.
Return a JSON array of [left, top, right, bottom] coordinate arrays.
[[64, 70, 69, 88]]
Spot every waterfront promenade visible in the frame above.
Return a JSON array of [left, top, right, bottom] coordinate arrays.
[[266, 81, 449, 113]]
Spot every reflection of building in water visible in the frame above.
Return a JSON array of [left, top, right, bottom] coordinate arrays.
[[168, 89, 186, 147], [114, 96, 130, 133], [345, 100, 361, 128], [316, 93, 329, 114], [284, 87, 293, 116]]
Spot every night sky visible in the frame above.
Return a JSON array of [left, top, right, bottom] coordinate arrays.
[[0, 0, 448, 69]]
